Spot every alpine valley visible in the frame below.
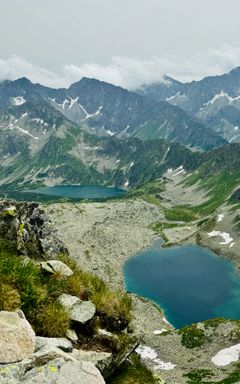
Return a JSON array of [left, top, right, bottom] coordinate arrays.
[[2, 67, 240, 384]]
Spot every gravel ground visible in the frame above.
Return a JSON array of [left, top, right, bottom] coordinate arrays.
[[46, 194, 240, 384]]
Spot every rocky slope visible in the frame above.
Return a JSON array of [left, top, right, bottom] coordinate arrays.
[[46, 191, 240, 383], [0, 199, 140, 384]]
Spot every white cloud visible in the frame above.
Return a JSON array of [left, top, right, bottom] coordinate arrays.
[[1, 45, 240, 90], [0, 55, 60, 86]]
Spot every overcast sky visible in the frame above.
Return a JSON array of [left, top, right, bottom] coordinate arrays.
[[1, 0, 240, 88]]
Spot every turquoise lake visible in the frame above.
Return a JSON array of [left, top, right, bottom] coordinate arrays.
[[25, 185, 126, 201], [124, 240, 240, 328]]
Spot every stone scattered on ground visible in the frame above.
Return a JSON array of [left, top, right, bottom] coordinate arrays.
[[46, 199, 164, 288], [71, 349, 112, 375], [35, 337, 73, 353], [58, 293, 96, 324], [66, 329, 78, 343], [0, 310, 36, 364], [40, 260, 73, 277]]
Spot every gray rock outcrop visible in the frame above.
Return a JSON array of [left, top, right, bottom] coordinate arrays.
[[35, 337, 73, 353], [22, 360, 105, 384], [0, 355, 106, 384], [0, 199, 68, 259], [0, 310, 36, 363], [58, 293, 96, 324]]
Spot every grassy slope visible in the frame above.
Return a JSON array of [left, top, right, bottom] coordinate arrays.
[[0, 240, 132, 337]]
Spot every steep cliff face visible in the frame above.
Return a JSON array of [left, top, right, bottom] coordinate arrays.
[[0, 199, 68, 258]]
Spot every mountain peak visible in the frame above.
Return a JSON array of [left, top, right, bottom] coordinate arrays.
[[229, 66, 240, 76], [14, 77, 33, 86], [69, 76, 115, 89]]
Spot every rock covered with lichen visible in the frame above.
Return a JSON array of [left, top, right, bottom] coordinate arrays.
[[0, 310, 35, 363], [0, 199, 68, 258]]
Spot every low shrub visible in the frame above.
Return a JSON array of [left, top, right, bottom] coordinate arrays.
[[0, 283, 21, 311], [92, 289, 132, 330], [179, 324, 206, 349], [33, 302, 70, 337]]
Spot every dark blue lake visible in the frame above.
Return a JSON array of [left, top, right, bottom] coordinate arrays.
[[26, 185, 126, 200], [124, 240, 240, 328]]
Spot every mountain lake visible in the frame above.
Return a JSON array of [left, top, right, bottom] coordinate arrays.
[[1, 185, 127, 202], [124, 239, 240, 328], [27, 185, 126, 199]]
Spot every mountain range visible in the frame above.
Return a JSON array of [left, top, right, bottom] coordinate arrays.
[[0, 69, 240, 189], [138, 66, 240, 143]]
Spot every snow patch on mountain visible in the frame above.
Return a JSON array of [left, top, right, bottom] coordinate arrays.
[[168, 165, 186, 177], [208, 231, 234, 246], [11, 125, 39, 140], [166, 92, 186, 101], [69, 97, 79, 109], [136, 345, 176, 371], [203, 91, 240, 109], [31, 118, 48, 126], [106, 130, 114, 136], [212, 344, 240, 366], [11, 96, 26, 106], [84, 105, 103, 120], [217, 214, 224, 222], [19, 113, 28, 119], [153, 329, 167, 335]]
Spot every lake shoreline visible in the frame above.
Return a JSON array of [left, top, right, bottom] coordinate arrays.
[[46, 198, 240, 383], [46, 198, 240, 312], [46, 198, 164, 289]]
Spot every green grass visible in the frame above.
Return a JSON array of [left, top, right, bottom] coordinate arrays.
[[164, 206, 199, 222], [184, 171, 240, 215], [203, 318, 227, 329], [0, 246, 132, 336], [178, 324, 207, 349], [58, 254, 132, 330], [185, 363, 240, 384], [107, 353, 160, 384], [184, 369, 214, 383], [127, 179, 164, 208], [33, 301, 70, 338]]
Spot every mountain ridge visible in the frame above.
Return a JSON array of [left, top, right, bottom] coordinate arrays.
[[0, 76, 226, 150], [138, 66, 240, 143]]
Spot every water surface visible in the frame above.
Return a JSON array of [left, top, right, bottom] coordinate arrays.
[[26, 184, 126, 200], [124, 241, 240, 328]]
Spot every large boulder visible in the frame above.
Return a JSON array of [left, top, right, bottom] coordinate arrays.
[[22, 359, 106, 384], [35, 337, 73, 353], [58, 293, 96, 324], [0, 354, 106, 384], [0, 310, 35, 363], [40, 260, 73, 277]]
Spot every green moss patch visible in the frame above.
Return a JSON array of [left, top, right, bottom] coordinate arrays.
[[178, 324, 207, 349]]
